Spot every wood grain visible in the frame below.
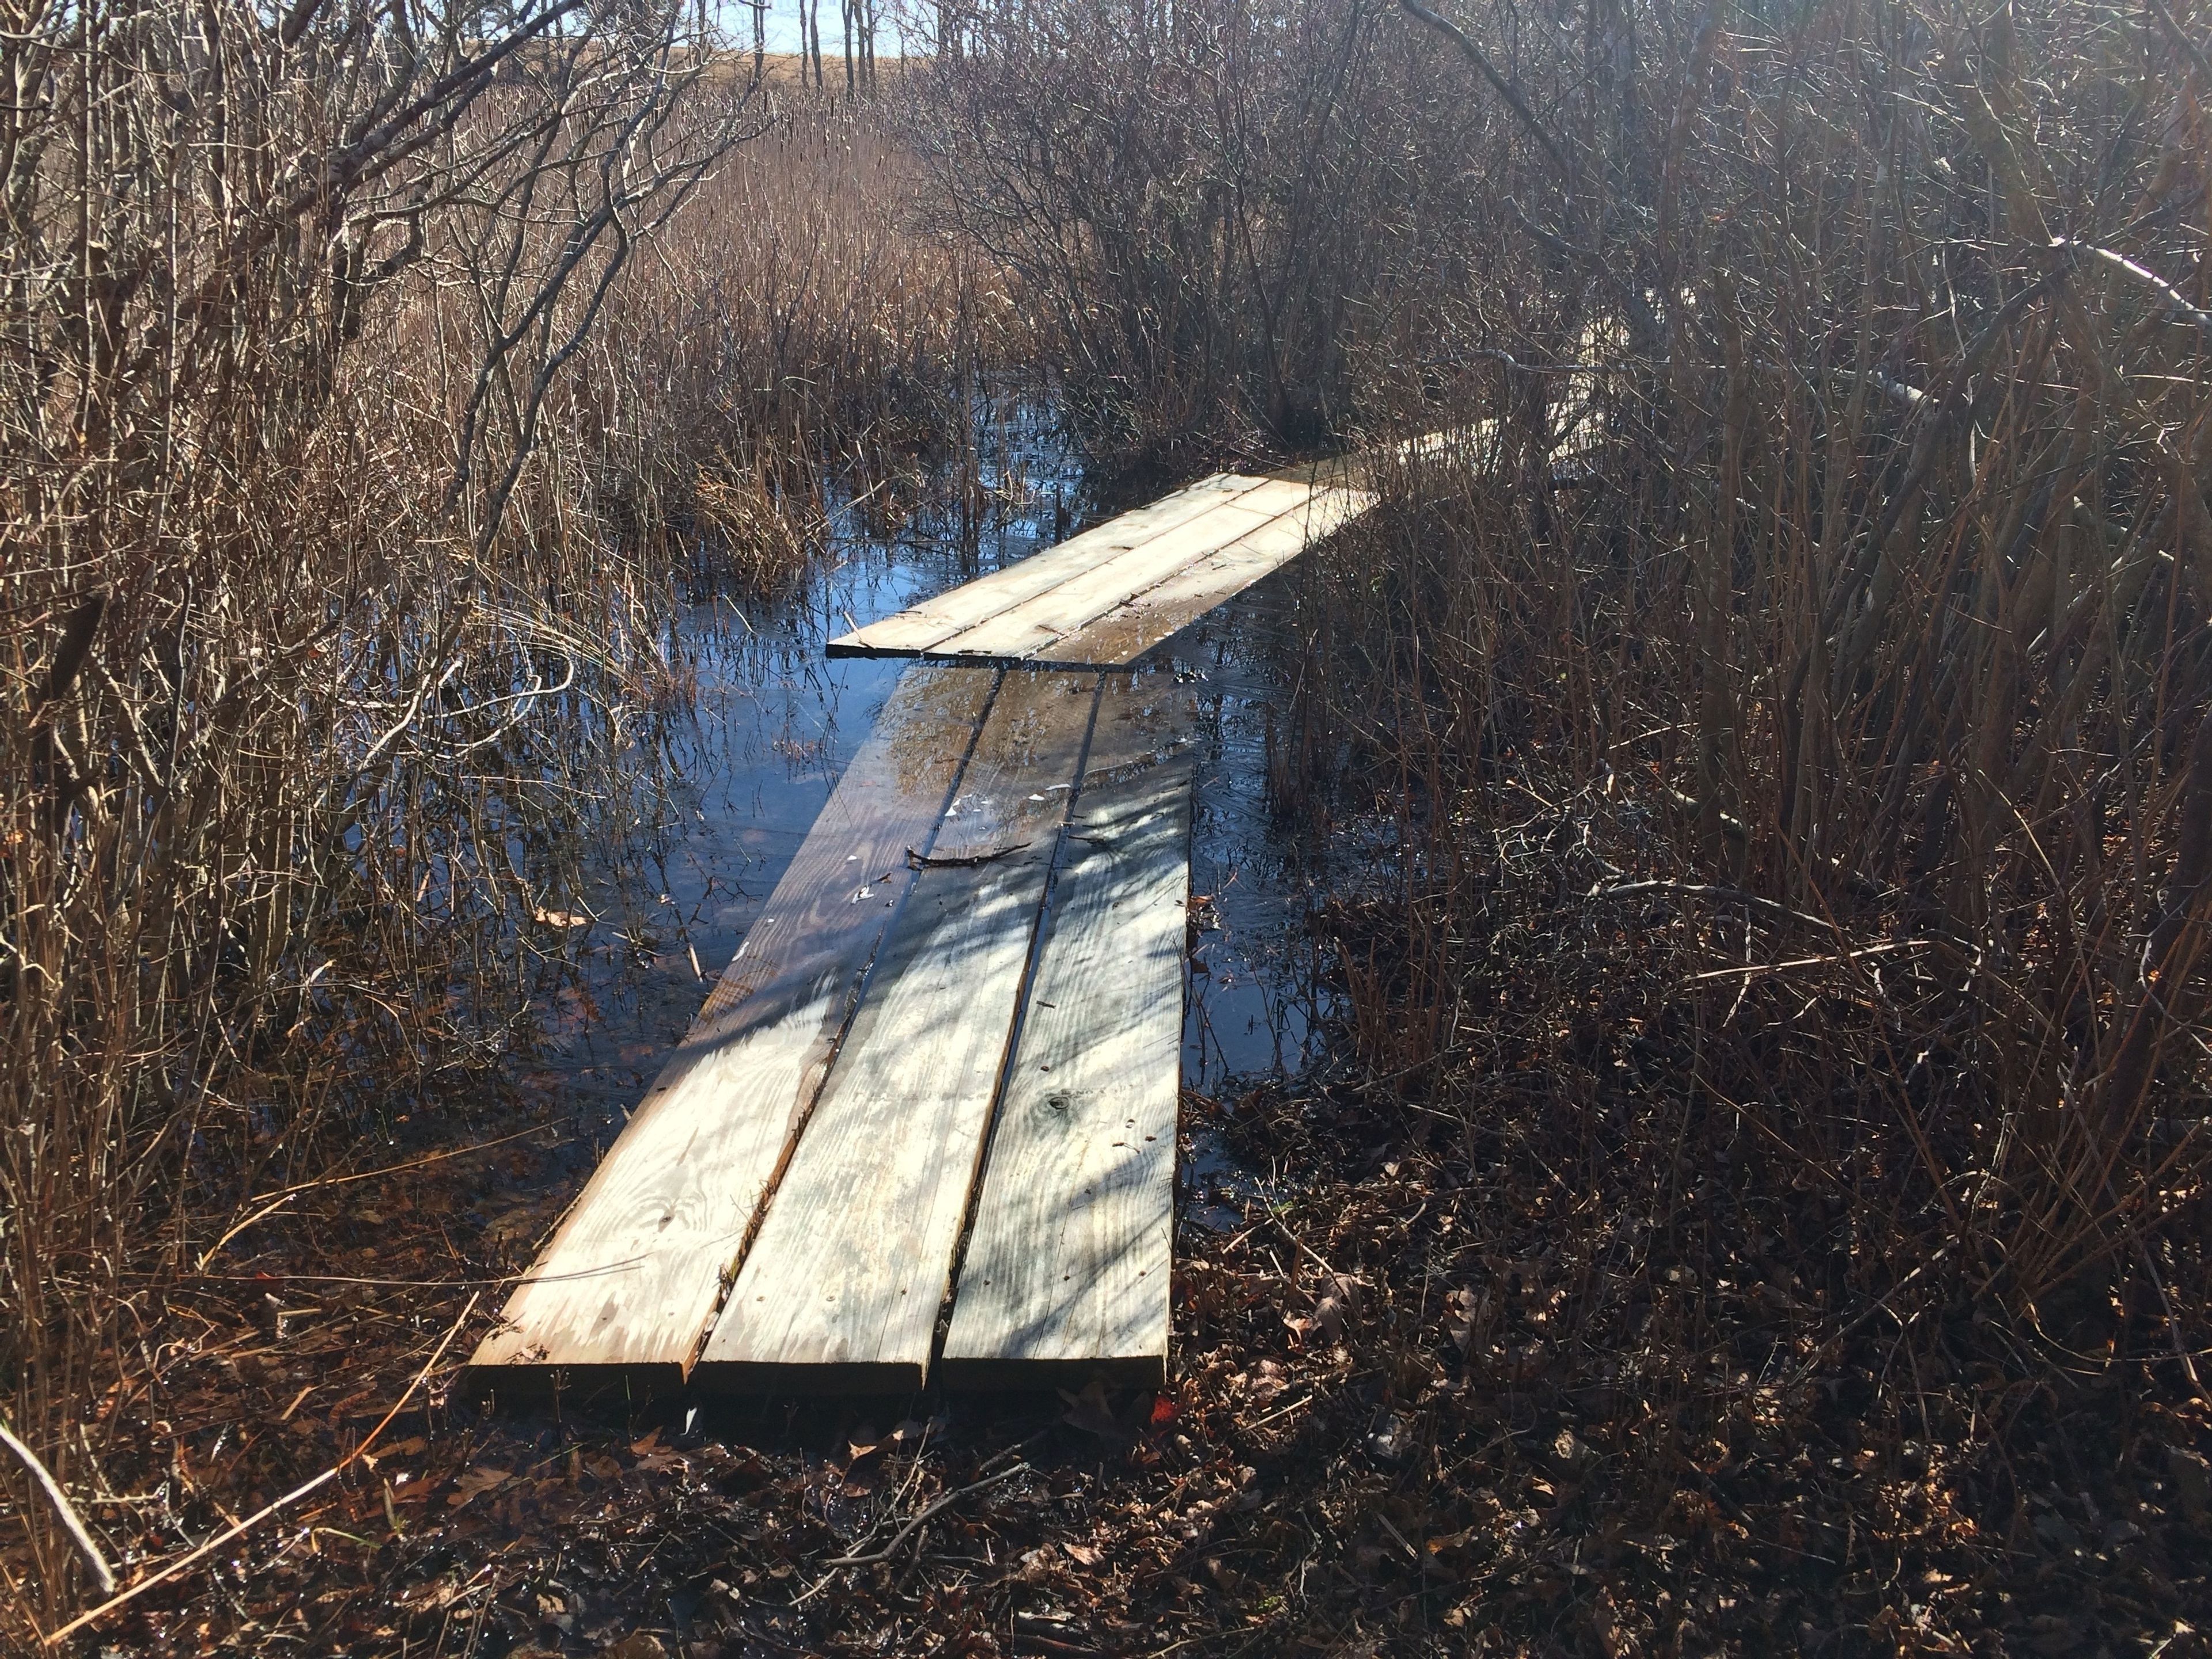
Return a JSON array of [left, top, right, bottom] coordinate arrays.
[[941, 673, 1195, 1387], [929, 481, 1316, 663], [1042, 486, 1375, 668], [825, 475, 1268, 658], [465, 666, 1001, 1394], [694, 670, 1103, 1393]]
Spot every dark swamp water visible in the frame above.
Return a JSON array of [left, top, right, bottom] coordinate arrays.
[[505, 396, 1338, 1258]]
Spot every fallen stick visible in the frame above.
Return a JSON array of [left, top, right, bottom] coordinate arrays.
[[0, 1418, 116, 1593], [817, 1462, 1028, 1569], [797, 1431, 1050, 1601], [905, 840, 1031, 869], [44, 1290, 480, 1646]]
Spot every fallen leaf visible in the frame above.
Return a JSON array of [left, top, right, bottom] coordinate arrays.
[[447, 1465, 513, 1508], [1550, 1427, 1599, 1478], [1444, 1287, 1488, 1353], [1291, 1272, 1364, 1343], [627, 1427, 685, 1475], [1059, 1379, 1128, 1442]]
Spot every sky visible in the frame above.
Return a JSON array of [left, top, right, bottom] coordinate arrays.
[[718, 1, 918, 55]]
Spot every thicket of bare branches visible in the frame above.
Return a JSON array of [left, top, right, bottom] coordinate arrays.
[[922, 0, 2212, 1544], [1359, 0, 2212, 1333], [0, 0, 759, 1618], [912, 0, 1503, 463]]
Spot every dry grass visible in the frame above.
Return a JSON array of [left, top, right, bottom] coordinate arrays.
[[574, 98, 1031, 578], [0, 19, 992, 1638], [9, 0, 2212, 1650], [1294, 0, 2212, 1335]]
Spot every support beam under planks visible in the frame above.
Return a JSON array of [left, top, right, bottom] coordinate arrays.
[[694, 670, 1104, 1394], [464, 666, 1000, 1395], [940, 673, 1196, 1387]]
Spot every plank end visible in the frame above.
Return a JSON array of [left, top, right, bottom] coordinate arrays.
[[691, 1359, 931, 1397], [457, 1360, 687, 1411], [936, 1352, 1168, 1392]]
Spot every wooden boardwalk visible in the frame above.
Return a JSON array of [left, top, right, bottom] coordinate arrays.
[[828, 467, 1374, 669], [472, 453, 1380, 1397]]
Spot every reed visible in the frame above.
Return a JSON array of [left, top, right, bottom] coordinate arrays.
[[925, 0, 2212, 1505], [0, 16, 987, 1629], [1289, 0, 2212, 1350]]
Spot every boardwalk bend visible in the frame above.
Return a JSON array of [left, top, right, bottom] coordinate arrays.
[[468, 457, 1388, 1398]]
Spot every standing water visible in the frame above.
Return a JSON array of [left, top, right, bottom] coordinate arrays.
[[521, 395, 1329, 1230]]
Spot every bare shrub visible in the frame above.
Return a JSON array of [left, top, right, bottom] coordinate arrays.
[[930, 0, 2212, 1463], [0, 2, 761, 1620], [914, 0, 1498, 465]]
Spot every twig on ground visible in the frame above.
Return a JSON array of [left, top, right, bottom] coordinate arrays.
[[44, 1291, 481, 1645], [816, 1462, 1029, 1570], [1260, 1192, 1358, 1283], [906, 840, 1031, 869], [0, 1418, 116, 1593]]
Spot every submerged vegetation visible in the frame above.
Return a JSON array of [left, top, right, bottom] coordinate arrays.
[[5, 0, 2212, 1652]]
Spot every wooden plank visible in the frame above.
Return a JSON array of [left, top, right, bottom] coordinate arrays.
[[694, 670, 1103, 1393], [1038, 485, 1376, 668], [941, 673, 1196, 1387], [465, 665, 1001, 1394], [826, 475, 1270, 658], [929, 480, 1316, 664]]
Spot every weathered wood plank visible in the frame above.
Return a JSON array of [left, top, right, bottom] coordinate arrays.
[[826, 475, 1270, 658], [929, 480, 1316, 663], [940, 673, 1196, 1387], [465, 666, 1001, 1393], [1039, 485, 1376, 668], [694, 670, 1103, 1393]]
